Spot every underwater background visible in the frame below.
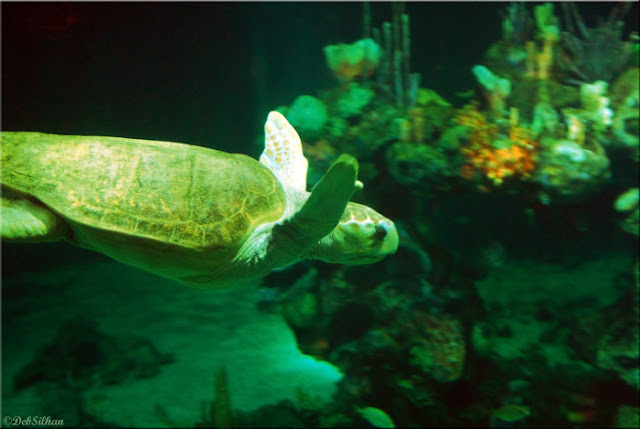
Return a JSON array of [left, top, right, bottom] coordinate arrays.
[[1, 2, 639, 428]]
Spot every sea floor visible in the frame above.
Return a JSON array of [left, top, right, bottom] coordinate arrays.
[[1, 256, 341, 427]]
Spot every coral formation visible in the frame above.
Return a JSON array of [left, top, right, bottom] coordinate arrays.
[[456, 104, 539, 186], [534, 138, 610, 203], [614, 188, 639, 236], [558, 3, 636, 85], [285, 95, 329, 141], [334, 83, 375, 120], [472, 65, 512, 115], [4, 2, 639, 428], [408, 312, 466, 383], [261, 3, 639, 426], [273, 16, 638, 428], [324, 38, 381, 82]]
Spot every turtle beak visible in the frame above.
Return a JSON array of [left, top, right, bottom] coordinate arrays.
[[337, 218, 399, 265], [372, 219, 399, 256]]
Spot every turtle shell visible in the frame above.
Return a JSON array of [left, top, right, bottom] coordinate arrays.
[[1, 132, 286, 279]]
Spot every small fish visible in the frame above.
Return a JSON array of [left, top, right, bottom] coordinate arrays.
[[492, 404, 531, 423], [357, 407, 395, 428], [455, 89, 475, 99]]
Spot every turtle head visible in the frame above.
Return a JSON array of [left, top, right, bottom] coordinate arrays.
[[309, 201, 399, 265]]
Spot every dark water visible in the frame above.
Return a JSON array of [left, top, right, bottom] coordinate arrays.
[[1, 3, 504, 149], [2, 2, 639, 428]]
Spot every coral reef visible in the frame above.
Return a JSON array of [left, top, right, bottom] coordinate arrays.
[[408, 312, 466, 383], [3, 2, 638, 428], [263, 3, 639, 428]]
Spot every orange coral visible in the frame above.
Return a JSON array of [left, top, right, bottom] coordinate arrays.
[[456, 103, 499, 145], [468, 142, 536, 185], [456, 104, 539, 186]]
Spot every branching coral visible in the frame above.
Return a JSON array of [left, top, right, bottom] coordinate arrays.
[[558, 3, 637, 86], [501, 2, 536, 46]]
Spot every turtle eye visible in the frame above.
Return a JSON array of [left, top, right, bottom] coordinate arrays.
[[373, 225, 387, 241]]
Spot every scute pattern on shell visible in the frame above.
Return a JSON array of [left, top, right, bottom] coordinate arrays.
[[1, 133, 286, 250]]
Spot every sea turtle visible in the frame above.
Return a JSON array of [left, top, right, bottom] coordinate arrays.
[[1, 111, 398, 288]]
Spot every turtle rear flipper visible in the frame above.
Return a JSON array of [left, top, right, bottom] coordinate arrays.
[[260, 110, 308, 194], [1, 192, 66, 241]]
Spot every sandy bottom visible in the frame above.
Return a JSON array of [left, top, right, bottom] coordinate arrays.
[[1, 258, 341, 427]]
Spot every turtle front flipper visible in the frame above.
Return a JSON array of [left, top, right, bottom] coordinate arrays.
[[1, 191, 67, 242], [283, 153, 361, 245]]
